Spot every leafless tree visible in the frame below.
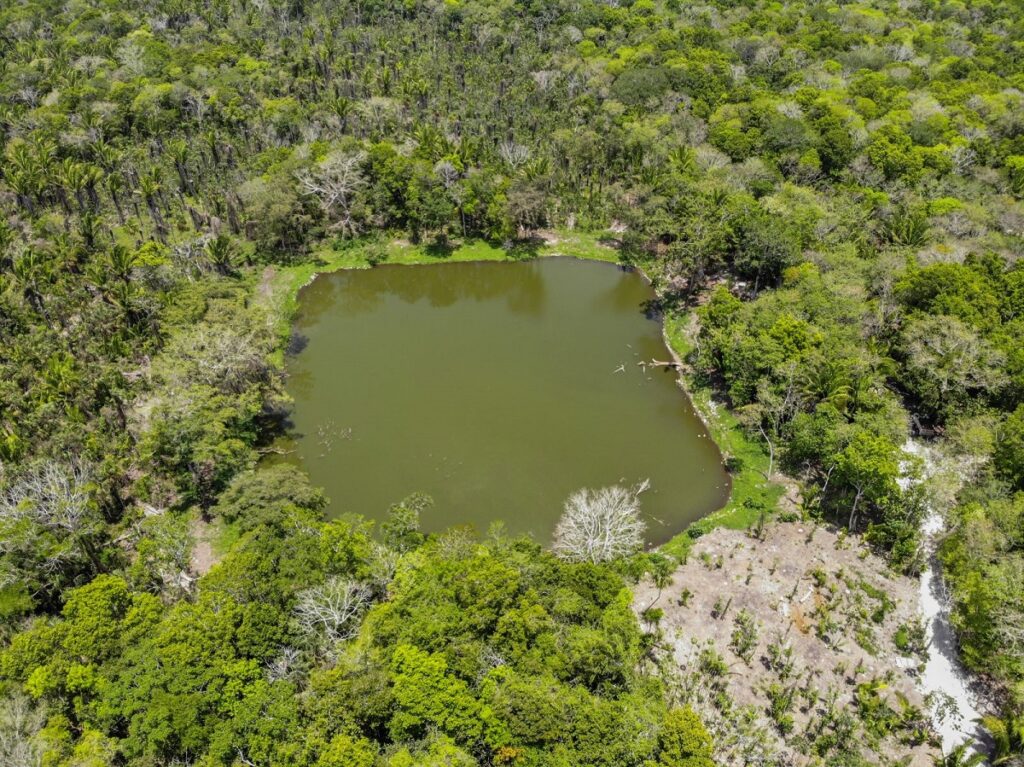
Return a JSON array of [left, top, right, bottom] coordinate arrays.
[[161, 325, 271, 394], [358, 97, 400, 136], [170, 236, 214, 279], [552, 481, 649, 564], [0, 460, 101, 574], [296, 151, 367, 236], [0, 460, 93, 537], [367, 542, 399, 594], [182, 91, 208, 129], [293, 577, 370, 643], [265, 646, 304, 683], [951, 145, 976, 176], [0, 694, 44, 767], [434, 160, 459, 190], [531, 70, 559, 91], [499, 141, 530, 172]]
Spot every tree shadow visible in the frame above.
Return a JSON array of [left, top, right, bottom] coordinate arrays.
[[286, 331, 308, 356], [505, 236, 544, 260], [424, 236, 457, 259]]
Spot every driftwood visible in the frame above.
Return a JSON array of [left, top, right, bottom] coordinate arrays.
[[640, 359, 681, 369]]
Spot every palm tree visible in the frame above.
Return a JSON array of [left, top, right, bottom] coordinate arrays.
[[934, 742, 987, 767], [204, 234, 235, 276], [107, 245, 138, 285], [82, 165, 104, 212], [12, 248, 51, 316], [139, 170, 168, 240], [169, 139, 193, 194], [800, 357, 852, 413], [329, 96, 353, 132], [5, 141, 44, 215], [60, 158, 88, 213], [106, 170, 126, 224], [981, 712, 1024, 766]]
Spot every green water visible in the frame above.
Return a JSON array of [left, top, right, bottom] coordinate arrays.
[[275, 258, 730, 544]]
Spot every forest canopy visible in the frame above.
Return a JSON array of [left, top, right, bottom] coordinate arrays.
[[2, 0, 1024, 763]]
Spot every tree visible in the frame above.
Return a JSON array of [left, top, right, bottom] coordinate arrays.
[[297, 150, 367, 236], [381, 493, 429, 552], [1006, 156, 1024, 197], [656, 706, 715, 767], [643, 553, 675, 611], [293, 577, 371, 644], [316, 734, 377, 767], [212, 465, 326, 531], [238, 173, 317, 258], [388, 644, 482, 743], [505, 180, 548, 237], [730, 608, 759, 665], [0, 694, 43, 767], [552, 481, 648, 564], [995, 405, 1024, 490], [729, 207, 801, 293], [832, 432, 901, 532], [901, 315, 1007, 420]]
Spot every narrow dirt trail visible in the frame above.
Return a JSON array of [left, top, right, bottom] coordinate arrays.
[[189, 517, 218, 576]]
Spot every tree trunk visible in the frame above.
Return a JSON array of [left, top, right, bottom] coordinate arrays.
[[848, 489, 862, 532]]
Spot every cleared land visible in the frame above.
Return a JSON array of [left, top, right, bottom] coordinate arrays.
[[635, 522, 938, 766]]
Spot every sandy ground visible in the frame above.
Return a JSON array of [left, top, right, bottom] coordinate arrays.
[[902, 440, 990, 753], [634, 521, 938, 766]]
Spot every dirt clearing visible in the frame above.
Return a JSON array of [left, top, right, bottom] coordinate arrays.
[[634, 521, 939, 766]]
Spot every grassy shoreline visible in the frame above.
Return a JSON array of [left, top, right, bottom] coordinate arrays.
[[262, 233, 786, 556]]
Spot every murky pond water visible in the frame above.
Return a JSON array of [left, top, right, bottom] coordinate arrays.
[[273, 258, 729, 544]]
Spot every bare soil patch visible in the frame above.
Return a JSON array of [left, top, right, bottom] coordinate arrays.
[[189, 517, 218, 576], [634, 521, 938, 766], [258, 264, 278, 302]]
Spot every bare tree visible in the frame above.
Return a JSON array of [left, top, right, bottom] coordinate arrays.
[[161, 325, 271, 394], [552, 481, 649, 564], [499, 141, 530, 172], [434, 160, 459, 190], [293, 577, 370, 643], [0, 694, 44, 767], [531, 70, 559, 91], [265, 646, 304, 683], [0, 460, 101, 575], [367, 542, 399, 594], [0, 460, 94, 537], [296, 151, 367, 236]]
